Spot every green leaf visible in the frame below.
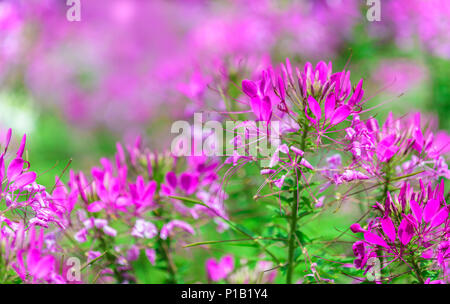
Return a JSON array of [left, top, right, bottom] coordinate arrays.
[[168, 196, 210, 209], [295, 230, 311, 244], [184, 238, 256, 248]]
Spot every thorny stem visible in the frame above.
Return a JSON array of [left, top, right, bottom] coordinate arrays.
[[286, 123, 309, 284]]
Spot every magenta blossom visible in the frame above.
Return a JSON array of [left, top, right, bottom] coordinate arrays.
[[206, 255, 234, 282], [160, 220, 195, 240], [351, 179, 450, 283]]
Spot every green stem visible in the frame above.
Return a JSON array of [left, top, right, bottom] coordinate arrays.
[[410, 258, 424, 284], [97, 233, 127, 283], [286, 123, 308, 284], [158, 237, 177, 284], [153, 204, 177, 284], [376, 162, 392, 283], [286, 182, 299, 284]]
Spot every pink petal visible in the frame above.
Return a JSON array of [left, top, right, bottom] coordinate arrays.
[[165, 171, 177, 189], [409, 200, 422, 226], [430, 208, 448, 228], [277, 76, 286, 101], [381, 217, 396, 243], [13, 250, 26, 280], [348, 79, 364, 106], [160, 220, 195, 240], [290, 146, 304, 157], [329, 105, 350, 126], [242, 80, 258, 98], [206, 259, 224, 281], [412, 128, 424, 153], [16, 134, 26, 158], [7, 157, 24, 182], [350, 223, 366, 233], [32, 256, 55, 279], [299, 158, 314, 170], [398, 218, 414, 245], [307, 96, 321, 122], [250, 97, 261, 120], [364, 231, 389, 249], [145, 248, 156, 265], [324, 94, 336, 121], [103, 226, 117, 237], [260, 96, 272, 122], [26, 248, 41, 271], [376, 135, 399, 162], [366, 117, 379, 133], [87, 201, 104, 213], [258, 73, 269, 95], [220, 255, 234, 275], [0, 154, 5, 190], [421, 249, 434, 259], [409, 200, 422, 225], [142, 180, 157, 203], [3, 128, 12, 153], [423, 199, 440, 223], [12, 171, 36, 189], [179, 173, 198, 195], [160, 184, 173, 196]]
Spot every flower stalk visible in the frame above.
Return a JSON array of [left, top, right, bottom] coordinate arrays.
[[286, 123, 309, 284]]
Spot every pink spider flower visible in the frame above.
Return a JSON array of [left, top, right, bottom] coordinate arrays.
[[1, 131, 37, 197], [305, 94, 352, 144], [240, 59, 366, 146], [50, 178, 78, 226], [131, 219, 158, 239], [241, 70, 273, 123], [74, 217, 117, 243], [4, 226, 65, 283], [126, 176, 157, 213], [160, 154, 229, 232], [351, 180, 450, 282], [1, 129, 63, 229], [206, 254, 234, 282], [160, 220, 195, 240], [345, 112, 450, 179], [13, 247, 57, 283], [318, 153, 370, 189]]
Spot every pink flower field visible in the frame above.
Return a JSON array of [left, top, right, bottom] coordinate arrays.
[[0, 0, 449, 288]]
